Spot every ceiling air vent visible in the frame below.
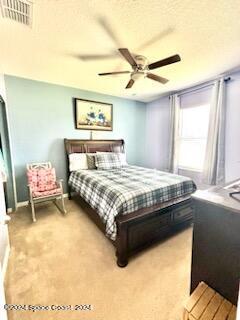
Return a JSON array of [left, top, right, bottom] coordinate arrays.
[[0, 0, 33, 26]]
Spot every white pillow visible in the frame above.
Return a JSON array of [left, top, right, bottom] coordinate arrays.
[[69, 153, 88, 171], [96, 152, 128, 166]]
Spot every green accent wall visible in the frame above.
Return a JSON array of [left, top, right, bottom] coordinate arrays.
[[4, 75, 146, 202]]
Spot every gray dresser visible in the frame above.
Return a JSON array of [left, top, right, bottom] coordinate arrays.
[[191, 185, 240, 305]]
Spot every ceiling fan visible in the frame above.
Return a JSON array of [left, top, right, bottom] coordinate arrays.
[[98, 48, 181, 89]]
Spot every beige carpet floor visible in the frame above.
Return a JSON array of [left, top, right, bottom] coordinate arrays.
[[5, 199, 193, 320]]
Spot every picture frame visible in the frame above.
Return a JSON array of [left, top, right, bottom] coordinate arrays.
[[74, 98, 113, 131]]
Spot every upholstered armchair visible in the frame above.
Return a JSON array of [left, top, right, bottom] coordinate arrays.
[[26, 162, 66, 222]]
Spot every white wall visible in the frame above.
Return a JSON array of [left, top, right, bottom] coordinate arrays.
[[0, 175, 9, 272], [0, 75, 6, 101], [225, 72, 240, 181], [0, 74, 17, 209], [0, 75, 10, 282], [146, 72, 240, 184]]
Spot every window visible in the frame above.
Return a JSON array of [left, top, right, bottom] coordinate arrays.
[[178, 104, 210, 171]]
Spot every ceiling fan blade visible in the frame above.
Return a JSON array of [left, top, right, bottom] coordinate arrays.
[[125, 79, 135, 89], [77, 53, 118, 61], [136, 27, 174, 51], [148, 54, 181, 70], [119, 48, 137, 68], [98, 71, 130, 76], [97, 17, 122, 47], [147, 73, 169, 84]]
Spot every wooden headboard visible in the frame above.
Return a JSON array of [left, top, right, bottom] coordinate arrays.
[[64, 139, 124, 154], [64, 139, 125, 178]]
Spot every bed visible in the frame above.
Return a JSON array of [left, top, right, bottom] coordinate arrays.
[[65, 139, 196, 267]]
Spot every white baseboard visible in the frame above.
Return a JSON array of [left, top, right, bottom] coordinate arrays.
[[17, 201, 28, 208], [2, 244, 10, 281], [16, 193, 69, 208]]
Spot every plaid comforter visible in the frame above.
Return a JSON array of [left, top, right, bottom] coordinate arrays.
[[69, 166, 196, 240]]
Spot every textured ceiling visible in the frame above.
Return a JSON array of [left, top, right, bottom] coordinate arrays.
[[0, 0, 240, 102]]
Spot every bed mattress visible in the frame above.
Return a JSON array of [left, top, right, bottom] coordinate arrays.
[[69, 165, 196, 240]]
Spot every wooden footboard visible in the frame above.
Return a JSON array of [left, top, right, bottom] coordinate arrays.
[[73, 195, 193, 267], [115, 198, 193, 267]]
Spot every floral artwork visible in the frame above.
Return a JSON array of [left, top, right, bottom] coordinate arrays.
[[74, 98, 113, 131]]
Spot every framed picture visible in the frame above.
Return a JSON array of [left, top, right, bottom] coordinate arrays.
[[74, 98, 113, 131]]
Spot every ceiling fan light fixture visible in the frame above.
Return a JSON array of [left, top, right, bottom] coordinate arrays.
[[134, 55, 148, 69], [131, 71, 145, 81]]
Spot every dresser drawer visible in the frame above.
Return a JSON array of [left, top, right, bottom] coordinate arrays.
[[128, 211, 171, 251]]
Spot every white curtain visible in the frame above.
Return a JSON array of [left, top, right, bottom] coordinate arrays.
[[169, 94, 180, 174], [203, 78, 226, 185]]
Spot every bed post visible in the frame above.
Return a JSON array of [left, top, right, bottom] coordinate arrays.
[[116, 220, 128, 267], [68, 185, 72, 200], [64, 138, 72, 200]]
